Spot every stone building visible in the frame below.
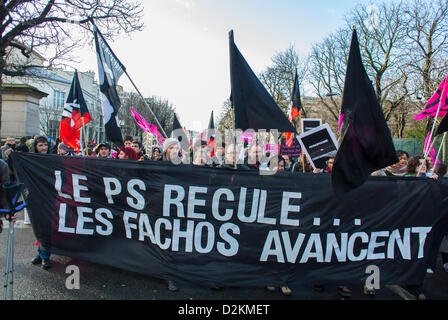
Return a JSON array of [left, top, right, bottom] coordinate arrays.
[[1, 83, 48, 138], [2, 43, 104, 143]]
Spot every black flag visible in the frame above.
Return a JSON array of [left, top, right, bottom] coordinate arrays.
[[93, 24, 125, 146], [172, 113, 190, 150], [229, 30, 297, 133], [208, 111, 215, 129], [331, 29, 398, 196]]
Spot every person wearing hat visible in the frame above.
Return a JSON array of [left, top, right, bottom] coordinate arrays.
[[163, 138, 181, 163], [96, 143, 114, 159], [57, 142, 75, 156]]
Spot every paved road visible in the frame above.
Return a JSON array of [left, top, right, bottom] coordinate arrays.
[[1, 217, 448, 301]]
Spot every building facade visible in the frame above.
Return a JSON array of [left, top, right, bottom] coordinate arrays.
[[2, 44, 104, 143]]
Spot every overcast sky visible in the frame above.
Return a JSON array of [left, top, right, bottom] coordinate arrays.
[[73, 0, 379, 132]]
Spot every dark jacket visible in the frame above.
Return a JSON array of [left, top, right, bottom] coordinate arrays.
[[0, 159, 10, 233], [218, 163, 250, 170]]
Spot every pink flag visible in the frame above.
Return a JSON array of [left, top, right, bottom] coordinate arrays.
[[424, 132, 440, 165], [129, 108, 165, 146], [338, 114, 345, 133], [414, 80, 448, 120]]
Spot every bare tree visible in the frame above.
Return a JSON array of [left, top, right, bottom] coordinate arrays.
[[259, 44, 307, 114], [0, 0, 144, 133], [404, 0, 448, 101], [307, 1, 414, 136], [347, 2, 409, 114], [307, 27, 351, 125]]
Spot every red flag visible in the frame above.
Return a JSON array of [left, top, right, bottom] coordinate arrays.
[[59, 70, 91, 152], [285, 71, 302, 147]]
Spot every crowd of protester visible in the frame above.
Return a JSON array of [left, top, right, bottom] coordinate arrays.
[[0, 134, 447, 299]]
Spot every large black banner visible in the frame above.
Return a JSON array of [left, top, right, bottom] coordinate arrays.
[[11, 153, 448, 288]]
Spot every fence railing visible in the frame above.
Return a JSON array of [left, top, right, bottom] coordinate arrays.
[[393, 138, 446, 162]]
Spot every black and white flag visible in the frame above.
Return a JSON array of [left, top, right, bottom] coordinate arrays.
[[93, 24, 126, 146]]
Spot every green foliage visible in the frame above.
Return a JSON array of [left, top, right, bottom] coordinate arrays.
[[402, 120, 427, 139]]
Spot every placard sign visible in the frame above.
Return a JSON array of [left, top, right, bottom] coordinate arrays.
[[297, 123, 338, 170], [301, 118, 322, 133], [279, 138, 301, 157]]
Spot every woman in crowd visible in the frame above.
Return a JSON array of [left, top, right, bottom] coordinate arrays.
[[151, 146, 163, 161], [372, 150, 409, 177], [406, 155, 438, 179], [117, 146, 140, 161], [57, 143, 75, 156]]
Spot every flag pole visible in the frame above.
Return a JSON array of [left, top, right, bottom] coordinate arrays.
[[123, 70, 168, 139], [418, 135, 438, 176], [431, 132, 447, 173], [81, 118, 89, 156], [90, 21, 167, 140], [418, 81, 447, 175], [232, 101, 237, 169], [299, 112, 305, 171]]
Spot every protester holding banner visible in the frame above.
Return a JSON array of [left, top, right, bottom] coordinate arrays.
[[434, 163, 447, 177], [95, 143, 114, 159], [158, 139, 183, 292], [1, 137, 16, 161], [33, 136, 50, 155], [123, 135, 133, 148], [268, 155, 286, 172], [117, 146, 139, 161], [0, 158, 11, 234], [218, 144, 248, 170], [291, 157, 313, 173], [212, 141, 225, 167], [16, 137, 29, 153], [406, 155, 438, 179], [151, 146, 163, 161], [57, 143, 76, 156], [130, 140, 147, 161], [371, 150, 408, 177], [31, 136, 52, 269], [246, 143, 263, 170], [388, 150, 409, 176], [163, 138, 181, 163], [282, 155, 292, 171]]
